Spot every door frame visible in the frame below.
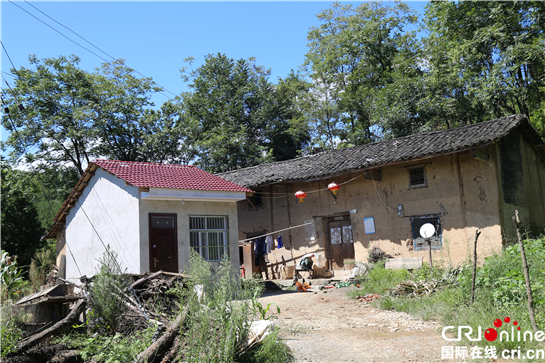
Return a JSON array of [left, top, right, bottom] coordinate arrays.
[[148, 213, 178, 272]]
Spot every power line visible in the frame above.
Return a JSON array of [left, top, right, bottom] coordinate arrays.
[[8, 1, 111, 64], [1, 41, 18, 71], [10, 0, 178, 98], [23, 0, 117, 61]]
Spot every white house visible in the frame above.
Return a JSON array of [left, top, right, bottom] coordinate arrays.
[[43, 160, 252, 282]]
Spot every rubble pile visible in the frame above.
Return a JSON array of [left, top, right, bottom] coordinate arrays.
[[353, 293, 381, 303]]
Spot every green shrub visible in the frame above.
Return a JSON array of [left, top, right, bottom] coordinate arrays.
[[1, 250, 29, 303], [88, 247, 129, 335], [472, 238, 545, 308], [55, 326, 155, 362], [0, 300, 28, 357], [29, 241, 56, 291], [179, 250, 266, 362], [374, 237, 545, 354]]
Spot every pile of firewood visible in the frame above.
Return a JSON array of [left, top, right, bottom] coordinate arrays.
[[388, 266, 463, 298]]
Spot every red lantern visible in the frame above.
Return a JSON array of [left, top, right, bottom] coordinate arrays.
[[328, 182, 340, 195], [295, 190, 307, 203]]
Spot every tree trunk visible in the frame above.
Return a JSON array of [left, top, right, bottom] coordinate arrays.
[[134, 307, 188, 363], [513, 210, 539, 333], [470, 230, 481, 303]]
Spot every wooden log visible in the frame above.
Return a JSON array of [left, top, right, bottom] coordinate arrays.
[[131, 270, 163, 290], [134, 308, 188, 363], [160, 335, 180, 363], [14, 299, 86, 355]]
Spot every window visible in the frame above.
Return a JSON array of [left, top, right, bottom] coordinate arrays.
[[408, 165, 427, 188], [411, 216, 442, 251], [190, 216, 229, 261]]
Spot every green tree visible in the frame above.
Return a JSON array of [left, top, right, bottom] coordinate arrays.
[[0, 164, 45, 268], [180, 54, 306, 172], [423, 1, 545, 131], [304, 1, 422, 144], [1, 55, 185, 175]]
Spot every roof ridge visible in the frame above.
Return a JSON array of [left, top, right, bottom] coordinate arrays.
[[93, 159, 197, 168], [217, 114, 533, 188]]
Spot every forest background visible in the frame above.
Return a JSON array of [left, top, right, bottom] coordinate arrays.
[[1, 1, 545, 268]]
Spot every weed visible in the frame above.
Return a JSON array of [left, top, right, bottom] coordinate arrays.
[[0, 300, 28, 357], [179, 250, 265, 362], [54, 326, 155, 362], [1, 250, 29, 303], [88, 246, 129, 335], [347, 261, 410, 297], [287, 324, 306, 335], [373, 237, 545, 355], [29, 241, 56, 291], [238, 328, 295, 363], [252, 300, 280, 320]]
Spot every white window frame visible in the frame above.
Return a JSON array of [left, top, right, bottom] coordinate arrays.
[[189, 215, 229, 261]]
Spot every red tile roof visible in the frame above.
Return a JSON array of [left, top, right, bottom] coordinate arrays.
[[93, 160, 253, 192]]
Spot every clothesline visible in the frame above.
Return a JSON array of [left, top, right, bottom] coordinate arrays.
[[238, 222, 314, 245]]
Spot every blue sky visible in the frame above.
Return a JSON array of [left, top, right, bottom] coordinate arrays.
[[1, 1, 428, 146]]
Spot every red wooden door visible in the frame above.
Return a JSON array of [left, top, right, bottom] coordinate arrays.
[[327, 217, 354, 270], [149, 214, 178, 272]]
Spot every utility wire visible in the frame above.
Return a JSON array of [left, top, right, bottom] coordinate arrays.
[[23, 0, 117, 61], [10, 1, 177, 98], [8, 1, 111, 63], [1, 41, 18, 71]]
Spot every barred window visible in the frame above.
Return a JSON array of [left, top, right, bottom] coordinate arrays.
[[411, 216, 442, 251], [190, 216, 229, 261], [408, 165, 427, 188]]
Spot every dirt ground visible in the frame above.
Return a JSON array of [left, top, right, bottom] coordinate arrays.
[[260, 285, 446, 363]]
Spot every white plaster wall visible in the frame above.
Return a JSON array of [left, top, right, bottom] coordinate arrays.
[[139, 200, 240, 273], [65, 168, 140, 281]]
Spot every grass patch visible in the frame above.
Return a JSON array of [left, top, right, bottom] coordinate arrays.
[[362, 237, 545, 356], [346, 261, 410, 298]]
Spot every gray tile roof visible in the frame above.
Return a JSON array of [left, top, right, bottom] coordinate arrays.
[[218, 115, 543, 188]]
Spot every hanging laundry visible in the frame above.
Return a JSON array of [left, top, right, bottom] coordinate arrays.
[[277, 235, 284, 249], [254, 237, 267, 266], [265, 235, 273, 254]]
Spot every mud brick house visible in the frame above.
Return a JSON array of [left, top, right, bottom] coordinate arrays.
[[218, 115, 545, 278], [43, 160, 252, 282]]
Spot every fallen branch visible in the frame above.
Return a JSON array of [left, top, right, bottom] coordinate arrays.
[[13, 299, 86, 355], [134, 307, 188, 363], [131, 270, 164, 290], [160, 336, 181, 363]]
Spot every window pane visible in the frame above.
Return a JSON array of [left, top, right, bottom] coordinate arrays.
[[189, 216, 229, 261], [342, 225, 353, 243], [330, 227, 341, 244]]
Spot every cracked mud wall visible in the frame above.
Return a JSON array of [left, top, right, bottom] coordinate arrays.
[[237, 150, 509, 277]]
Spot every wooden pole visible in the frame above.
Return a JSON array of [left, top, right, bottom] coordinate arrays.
[[427, 239, 433, 276], [470, 230, 481, 303], [513, 210, 539, 333]]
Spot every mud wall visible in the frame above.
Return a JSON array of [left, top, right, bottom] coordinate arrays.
[[237, 151, 504, 278], [497, 131, 545, 240]]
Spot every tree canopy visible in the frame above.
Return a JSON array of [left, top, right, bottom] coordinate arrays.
[[1, 55, 185, 175], [179, 54, 309, 173]]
